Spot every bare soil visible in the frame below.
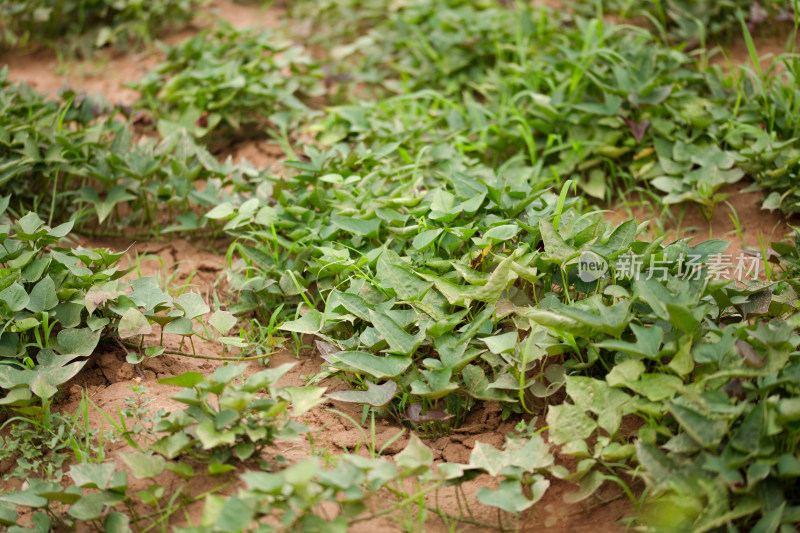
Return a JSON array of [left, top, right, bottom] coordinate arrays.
[[608, 182, 796, 265]]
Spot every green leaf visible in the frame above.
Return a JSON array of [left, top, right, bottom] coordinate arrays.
[[481, 331, 517, 354], [279, 386, 326, 416], [213, 496, 256, 533], [0, 490, 48, 508], [196, 421, 236, 450], [175, 292, 210, 319], [330, 351, 412, 379], [326, 380, 397, 407], [777, 454, 800, 477], [218, 336, 247, 347], [369, 309, 424, 355], [419, 252, 519, 306], [67, 492, 106, 521], [376, 258, 432, 300], [539, 220, 577, 263], [158, 372, 204, 388], [163, 317, 194, 335], [208, 463, 235, 476], [69, 462, 117, 489], [668, 339, 694, 377], [241, 472, 283, 494], [129, 277, 172, 311], [206, 203, 235, 219], [331, 215, 380, 237], [396, 435, 433, 474], [21, 257, 50, 282], [118, 307, 153, 338], [103, 512, 132, 533], [410, 367, 459, 399], [120, 453, 166, 479], [126, 352, 144, 364], [429, 188, 460, 222], [634, 441, 683, 493], [48, 219, 75, 237], [730, 402, 769, 455], [209, 310, 237, 335], [328, 291, 371, 321], [412, 229, 442, 251], [0, 282, 29, 312], [17, 211, 45, 235], [11, 316, 39, 333], [151, 433, 192, 459], [461, 365, 515, 401], [666, 303, 701, 335], [280, 309, 323, 334], [597, 324, 663, 358], [0, 388, 32, 406], [282, 458, 319, 487], [589, 220, 639, 259], [84, 285, 114, 314], [469, 442, 507, 476], [55, 328, 101, 356], [145, 346, 165, 358], [52, 301, 83, 328], [234, 441, 256, 460], [627, 374, 682, 402], [629, 85, 672, 107], [563, 470, 604, 503], [751, 503, 784, 533], [37, 349, 83, 368], [606, 359, 645, 387], [26, 276, 58, 313], [505, 435, 554, 472], [566, 376, 630, 434], [30, 375, 58, 399], [242, 363, 295, 391], [0, 502, 17, 527], [483, 224, 519, 242], [555, 298, 632, 337], [478, 479, 547, 512], [165, 462, 195, 479], [545, 403, 596, 446]]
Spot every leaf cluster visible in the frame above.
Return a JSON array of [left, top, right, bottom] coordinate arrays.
[[0, 67, 264, 235], [0, 0, 203, 53], [130, 22, 324, 143]]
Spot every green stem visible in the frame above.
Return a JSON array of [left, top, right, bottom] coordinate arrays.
[[120, 341, 277, 362], [49, 167, 59, 227], [351, 481, 444, 524]]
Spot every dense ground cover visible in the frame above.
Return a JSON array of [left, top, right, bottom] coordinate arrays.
[[0, 0, 799, 531]]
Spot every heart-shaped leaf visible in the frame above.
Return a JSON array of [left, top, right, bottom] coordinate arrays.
[[327, 380, 397, 407]]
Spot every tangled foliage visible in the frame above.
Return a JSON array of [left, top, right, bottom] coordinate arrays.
[[0, 0, 203, 51]]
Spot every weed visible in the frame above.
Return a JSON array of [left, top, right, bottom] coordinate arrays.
[[0, 392, 111, 482]]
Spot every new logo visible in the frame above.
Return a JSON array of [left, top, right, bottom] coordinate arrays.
[[578, 251, 608, 282]]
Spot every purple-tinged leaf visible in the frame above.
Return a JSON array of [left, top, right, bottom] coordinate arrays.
[[404, 403, 454, 423], [624, 118, 650, 143]]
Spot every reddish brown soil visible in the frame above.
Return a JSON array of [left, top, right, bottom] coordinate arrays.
[[216, 138, 287, 170], [714, 22, 800, 70], [607, 182, 797, 264]]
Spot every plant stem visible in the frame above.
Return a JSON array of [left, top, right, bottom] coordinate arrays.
[[120, 341, 277, 361]]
